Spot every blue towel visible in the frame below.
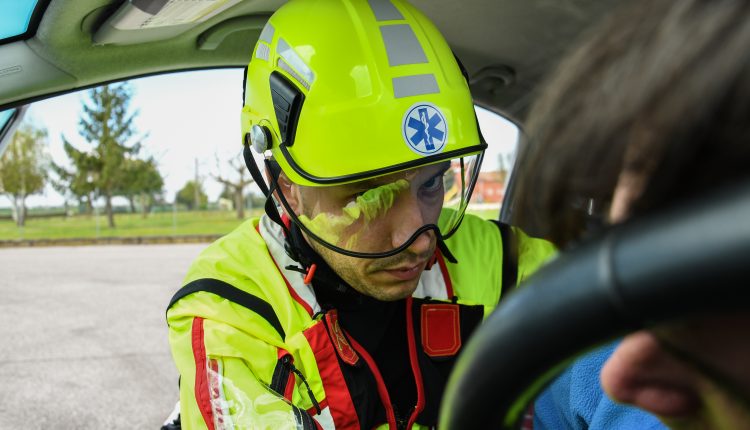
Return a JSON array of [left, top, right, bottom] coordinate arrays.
[[533, 342, 667, 429]]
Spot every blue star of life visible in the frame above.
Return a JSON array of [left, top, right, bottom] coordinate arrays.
[[403, 103, 447, 155]]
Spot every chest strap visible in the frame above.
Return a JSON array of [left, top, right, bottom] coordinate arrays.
[[167, 278, 286, 340], [494, 221, 519, 297]]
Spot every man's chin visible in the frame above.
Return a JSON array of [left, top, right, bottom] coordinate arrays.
[[365, 276, 421, 301]]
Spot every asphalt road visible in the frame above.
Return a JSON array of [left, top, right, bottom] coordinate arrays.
[[0, 244, 207, 430]]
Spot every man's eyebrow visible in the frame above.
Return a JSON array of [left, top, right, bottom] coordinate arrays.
[[351, 163, 450, 191]]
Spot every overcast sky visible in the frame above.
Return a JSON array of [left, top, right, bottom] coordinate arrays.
[[8, 69, 518, 208]]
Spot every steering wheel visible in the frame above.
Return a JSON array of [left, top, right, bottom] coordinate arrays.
[[439, 181, 750, 429]]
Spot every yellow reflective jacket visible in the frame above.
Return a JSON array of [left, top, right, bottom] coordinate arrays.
[[167, 214, 554, 430]]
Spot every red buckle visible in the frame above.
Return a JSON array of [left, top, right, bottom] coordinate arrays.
[[303, 263, 317, 285]]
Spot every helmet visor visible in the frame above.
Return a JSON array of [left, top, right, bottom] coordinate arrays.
[[275, 153, 483, 258]]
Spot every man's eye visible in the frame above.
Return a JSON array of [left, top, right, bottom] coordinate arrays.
[[422, 175, 443, 192]]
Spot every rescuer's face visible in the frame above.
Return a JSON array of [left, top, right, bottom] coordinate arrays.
[[281, 166, 443, 301]]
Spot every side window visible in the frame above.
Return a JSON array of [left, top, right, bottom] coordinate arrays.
[[470, 106, 520, 220], [0, 106, 26, 155], [1, 69, 250, 236]]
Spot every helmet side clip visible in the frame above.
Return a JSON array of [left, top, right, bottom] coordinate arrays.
[[249, 124, 272, 153]]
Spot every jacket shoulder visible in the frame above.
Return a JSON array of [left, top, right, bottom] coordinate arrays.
[[168, 218, 308, 342]]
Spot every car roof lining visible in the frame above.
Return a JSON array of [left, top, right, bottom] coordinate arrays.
[[0, 0, 623, 121]]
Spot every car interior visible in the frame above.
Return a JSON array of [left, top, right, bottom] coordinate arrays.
[[1, 0, 622, 125], [4, 1, 745, 429]]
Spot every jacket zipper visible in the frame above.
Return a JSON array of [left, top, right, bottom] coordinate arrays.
[[338, 298, 426, 430]]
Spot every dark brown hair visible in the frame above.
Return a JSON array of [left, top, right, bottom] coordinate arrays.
[[511, 0, 750, 247]]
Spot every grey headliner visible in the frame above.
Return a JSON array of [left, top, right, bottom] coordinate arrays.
[[0, 0, 623, 121]]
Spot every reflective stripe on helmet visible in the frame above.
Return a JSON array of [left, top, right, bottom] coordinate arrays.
[[255, 43, 270, 61], [380, 24, 428, 66], [277, 38, 315, 87], [258, 22, 274, 43], [367, 0, 404, 21], [393, 74, 440, 98]]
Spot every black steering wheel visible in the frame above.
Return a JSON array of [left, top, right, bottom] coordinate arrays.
[[439, 181, 750, 429]]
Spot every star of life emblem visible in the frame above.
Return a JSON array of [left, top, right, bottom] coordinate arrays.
[[402, 103, 448, 155]]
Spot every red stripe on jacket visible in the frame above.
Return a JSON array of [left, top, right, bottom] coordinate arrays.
[[192, 317, 216, 430], [304, 321, 361, 429]]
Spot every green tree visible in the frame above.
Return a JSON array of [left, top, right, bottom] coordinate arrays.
[[120, 157, 164, 218], [51, 142, 98, 215], [0, 123, 48, 226], [60, 83, 142, 228], [176, 180, 207, 210]]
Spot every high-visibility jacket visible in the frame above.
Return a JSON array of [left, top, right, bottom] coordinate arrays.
[[167, 214, 554, 430]]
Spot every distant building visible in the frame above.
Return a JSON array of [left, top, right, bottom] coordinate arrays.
[[473, 170, 507, 203], [450, 162, 507, 204]]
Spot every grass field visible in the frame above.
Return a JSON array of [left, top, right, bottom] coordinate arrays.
[[0, 206, 501, 241], [0, 209, 264, 240]]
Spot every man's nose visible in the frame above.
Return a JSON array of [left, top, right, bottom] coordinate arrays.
[[389, 193, 433, 253]]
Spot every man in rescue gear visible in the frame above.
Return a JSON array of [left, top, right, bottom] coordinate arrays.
[[166, 0, 554, 429]]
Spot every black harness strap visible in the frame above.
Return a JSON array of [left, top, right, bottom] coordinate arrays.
[[168, 278, 286, 340], [494, 221, 519, 299]]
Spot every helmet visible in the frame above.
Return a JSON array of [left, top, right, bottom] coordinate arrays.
[[241, 0, 486, 258]]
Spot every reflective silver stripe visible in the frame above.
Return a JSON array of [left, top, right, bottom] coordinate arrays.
[[278, 58, 311, 90], [380, 24, 427, 66], [255, 43, 270, 61], [367, 0, 403, 21], [392, 74, 439, 98], [259, 22, 274, 43], [277, 38, 315, 85]]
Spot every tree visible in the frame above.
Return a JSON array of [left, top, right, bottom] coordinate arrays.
[[0, 123, 48, 226], [59, 83, 142, 228], [120, 157, 164, 218], [211, 154, 255, 219], [176, 180, 207, 210], [51, 142, 98, 215]]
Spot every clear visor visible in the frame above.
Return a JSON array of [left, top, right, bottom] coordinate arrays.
[[275, 153, 483, 258]]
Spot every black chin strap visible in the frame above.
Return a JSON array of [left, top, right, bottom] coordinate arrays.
[[437, 236, 458, 264], [243, 142, 270, 196], [242, 142, 294, 243]]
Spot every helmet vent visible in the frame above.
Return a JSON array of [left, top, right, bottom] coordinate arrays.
[[270, 71, 304, 147]]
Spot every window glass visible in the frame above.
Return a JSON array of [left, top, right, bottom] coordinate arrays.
[[0, 107, 18, 154], [0, 108, 15, 130], [2, 72, 520, 235], [471, 105, 519, 219], [0, 70, 522, 428], [0, 0, 40, 41]]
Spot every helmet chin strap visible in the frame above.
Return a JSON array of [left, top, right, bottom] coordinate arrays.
[[242, 139, 294, 242], [436, 236, 458, 264]]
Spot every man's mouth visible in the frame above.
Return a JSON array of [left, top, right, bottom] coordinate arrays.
[[380, 261, 426, 281]]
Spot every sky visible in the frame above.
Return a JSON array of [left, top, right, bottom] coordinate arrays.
[[7, 69, 518, 208]]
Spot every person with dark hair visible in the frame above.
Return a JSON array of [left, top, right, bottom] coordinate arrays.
[[511, 0, 750, 428]]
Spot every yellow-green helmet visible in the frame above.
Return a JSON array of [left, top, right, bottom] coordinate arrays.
[[241, 0, 486, 259], [241, 0, 484, 186]]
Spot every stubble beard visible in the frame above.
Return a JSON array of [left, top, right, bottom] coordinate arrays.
[[306, 235, 433, 301]]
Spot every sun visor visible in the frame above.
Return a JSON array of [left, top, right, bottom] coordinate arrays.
[[93, 0, 242, 45]]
